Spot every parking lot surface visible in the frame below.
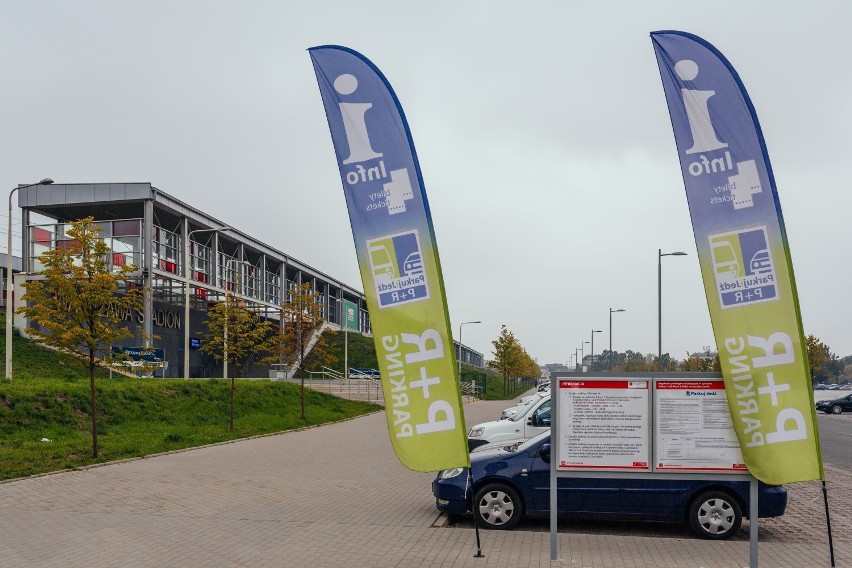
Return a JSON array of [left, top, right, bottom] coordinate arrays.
[[0, 396, 848, 567]]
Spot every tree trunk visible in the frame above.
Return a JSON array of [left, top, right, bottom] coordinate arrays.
[[298, 317, 305, 420], [89, 354, 98, 458], [229, 369, 235, 432]]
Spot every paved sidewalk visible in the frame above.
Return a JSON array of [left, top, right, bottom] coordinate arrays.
[[0, 397, 846, 567]]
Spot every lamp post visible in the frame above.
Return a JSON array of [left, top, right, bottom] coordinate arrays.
[[183, 226, 231, 379], [580, 341, 589, 372], [609, 308, 625, 370], [574, 348, 579, 371], [6, 178, 53, 380], [459, 320, 481, 397], [338, 297, 357, 380], [590, 330, 602, 372], [659, 249, 687, 371]]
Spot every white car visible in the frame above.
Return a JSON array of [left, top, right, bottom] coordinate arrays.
[[500, 392, 544, 420], [469, 394, 551, 446]]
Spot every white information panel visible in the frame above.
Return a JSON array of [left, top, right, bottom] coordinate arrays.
[[655, 380, 747, 472], [556, 380, 650, 471]]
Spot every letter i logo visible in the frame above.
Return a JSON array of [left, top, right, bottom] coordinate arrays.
[[334, 74, 383, 165], [675, 60, 728, 155]]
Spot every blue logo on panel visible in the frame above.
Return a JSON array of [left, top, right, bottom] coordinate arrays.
[[366, 230, 429, 308], [709, 226, 778, 309]]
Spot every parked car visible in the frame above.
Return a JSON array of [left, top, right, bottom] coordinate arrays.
[[434, 432, 787, 540], [500, 393, 545, 420], [468, 395, 551, 449], [816, 393, 852, 414]]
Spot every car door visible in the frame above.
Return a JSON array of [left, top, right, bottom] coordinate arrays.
[[523, 441, 627, 517], [523, 398, 552, 438]]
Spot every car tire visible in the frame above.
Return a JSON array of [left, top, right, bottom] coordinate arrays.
[[474, 483, 522, 530], [831, 405, 843, 415], [687, 490, 742, 540]]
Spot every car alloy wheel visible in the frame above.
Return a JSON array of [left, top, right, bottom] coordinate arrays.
[[474, 483, 522, 530], [688, 490, 742, 539], [832, 405, 843, 415]]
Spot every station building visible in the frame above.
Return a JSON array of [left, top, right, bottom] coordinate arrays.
[[9, 182, 483, 377]]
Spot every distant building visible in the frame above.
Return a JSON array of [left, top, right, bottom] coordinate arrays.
[[11, 182, 483, 376]]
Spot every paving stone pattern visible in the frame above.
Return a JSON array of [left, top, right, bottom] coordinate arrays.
[[0, 396, 847, 567]]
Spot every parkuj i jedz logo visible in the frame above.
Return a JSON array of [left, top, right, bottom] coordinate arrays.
[[331, 72, 428, 309], [673, 58, 778, 308]]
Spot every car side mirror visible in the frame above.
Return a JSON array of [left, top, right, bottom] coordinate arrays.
[[540, 443, 551, 461]]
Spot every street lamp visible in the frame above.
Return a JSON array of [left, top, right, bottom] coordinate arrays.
[[609, 308, 626, 370], [6, 178, 53, 380], [580, 341, 590, 372], [458, 320, 481, 396], [574, 348, 579, 371], [590, 330, 602, 372], [337, 296, 358, 380], [183, 226, 232, 379], [458, 321, 481, 376], [659, 249, 687, 371]]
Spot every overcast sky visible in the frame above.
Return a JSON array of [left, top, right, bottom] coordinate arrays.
[[2, 1, 850, 365]]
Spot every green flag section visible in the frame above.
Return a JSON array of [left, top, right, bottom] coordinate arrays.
[[309, 46, 470, 472], [343, 299, 359, 331], [652, 31, 823, 485]]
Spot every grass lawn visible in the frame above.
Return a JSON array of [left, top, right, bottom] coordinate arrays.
[[0, 376, 380, 481]]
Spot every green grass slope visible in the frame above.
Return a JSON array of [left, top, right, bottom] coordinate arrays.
[[0, 332, 380, 481]]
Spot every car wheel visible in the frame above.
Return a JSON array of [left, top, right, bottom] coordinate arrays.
[[474, 483, 522, 530], [688, 490, 742, 540], [831, 405, 843, 415]]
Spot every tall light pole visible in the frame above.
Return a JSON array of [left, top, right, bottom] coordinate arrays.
[[183, 226, 231, 379], [6, 178, 53, 380], [580, 341, 589, 372], [338, 297, 357, 380], [459, 320, 481, 396], [458, 321, 481, 377], [659, 249, 687, 371], [574, 348, 579, 371], [609, 308, 626, 370], [590, 330, 602, 372]]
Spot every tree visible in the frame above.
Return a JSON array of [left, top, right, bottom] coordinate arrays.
[[680, 352, 721, 372], [200, 294, 278, 430], [805, 334, 842, 382], [18, 217, 147, 458], [487, 325, 534, 396], [280, 283, 329, 420]]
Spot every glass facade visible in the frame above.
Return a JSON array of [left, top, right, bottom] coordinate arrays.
[[29, 219, 142, 273]]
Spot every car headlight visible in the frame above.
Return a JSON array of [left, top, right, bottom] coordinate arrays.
[[438, 467, 465, 479], [468, 427, 485, 438]]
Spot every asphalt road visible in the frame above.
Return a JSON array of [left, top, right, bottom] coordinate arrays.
[[817, 412, 851, 469]]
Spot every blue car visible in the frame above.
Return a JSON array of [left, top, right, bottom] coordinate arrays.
[[432, 432, 787, 539]]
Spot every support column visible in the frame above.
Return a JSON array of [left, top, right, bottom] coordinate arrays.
[[143, 198, 154, 348]]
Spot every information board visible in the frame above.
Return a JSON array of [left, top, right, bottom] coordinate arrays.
[[555, 380, 650, 471], [553, 375, 749, 475], [655, 381, 746, 472]]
